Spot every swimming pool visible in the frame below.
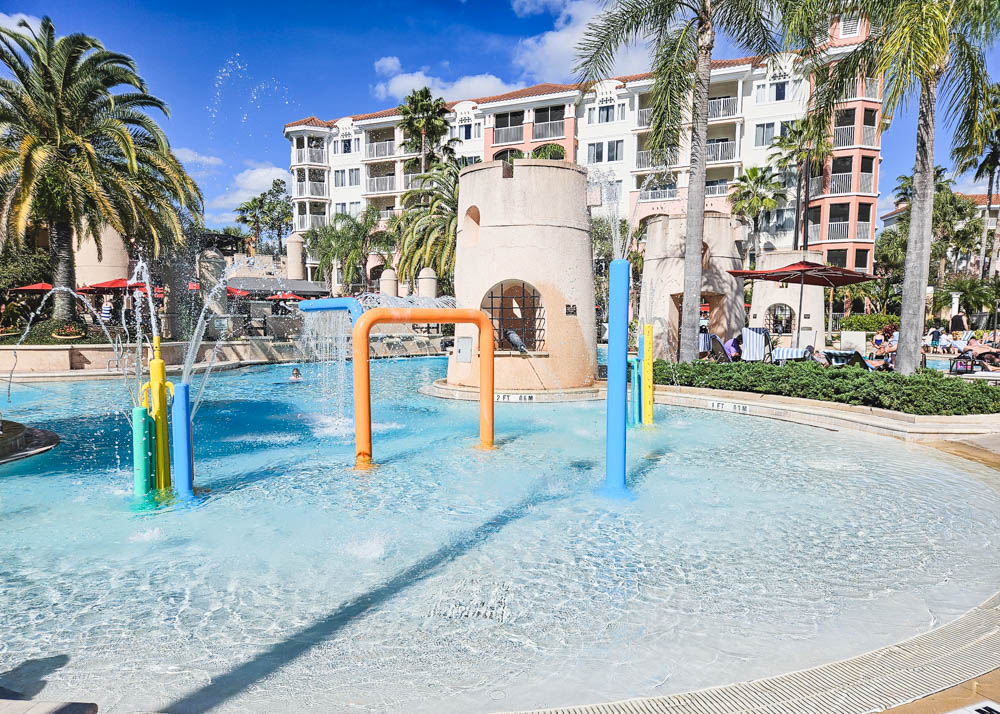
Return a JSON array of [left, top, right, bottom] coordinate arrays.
[[3, 357, 1000, 713]]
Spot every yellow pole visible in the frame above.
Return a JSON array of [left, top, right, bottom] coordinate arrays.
[[149, 336, 172, 490], [642, 323, 654, 424]]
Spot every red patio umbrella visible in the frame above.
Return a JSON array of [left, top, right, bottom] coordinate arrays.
[[78, 278, 145, 293], [728, 261, 874, 347], [11, 282, 53, 293], [187, 282, 249, 298], [266, 292, 305, 300]]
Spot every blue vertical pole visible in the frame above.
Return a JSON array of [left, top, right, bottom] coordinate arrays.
[[171, 382, 194, 499], [605, 259, 629, 494]]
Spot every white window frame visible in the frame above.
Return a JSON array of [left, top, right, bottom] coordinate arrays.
[[334, 170, 346, 187], [755, 122, 776, 147], [588, 142, 604, 163], [607, 139, 624, 162], [840, 16, 860, 37], [348, 168, 360, 186]]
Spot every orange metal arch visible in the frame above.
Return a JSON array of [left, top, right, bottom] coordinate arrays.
[[352, 307, 495, 467]]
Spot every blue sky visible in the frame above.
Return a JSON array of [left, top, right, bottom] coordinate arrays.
[[2, 2, 998, 229]]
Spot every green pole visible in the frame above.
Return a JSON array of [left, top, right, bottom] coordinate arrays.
[[132, 406, 153, 498]]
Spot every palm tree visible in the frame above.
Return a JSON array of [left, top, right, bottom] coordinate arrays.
[[305, 206, 395, 293], [769, 119, 831, 250], [576, 0, 779, 362], [728, 166, 787, 268], [392, 158, 460, 285], [953, 83, 1000, 278], [263, 179, 293, 256], [531, 144, 565, 160], [235, 195, 265, 256], [397, 87, 450, 174], [893, 166, 953, 204], [932, 275, 993, 316], [0, 17, 201, 321], [795, 0, 1000, 374]]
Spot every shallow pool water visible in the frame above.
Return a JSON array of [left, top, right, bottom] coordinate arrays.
[[2, 357, 1000, 713]]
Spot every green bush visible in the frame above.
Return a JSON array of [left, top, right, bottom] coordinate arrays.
[[652, 359, 1000, 416], [840, 313, 898, 332], [0, 319, 109, 346]]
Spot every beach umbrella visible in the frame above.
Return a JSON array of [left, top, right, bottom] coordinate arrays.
[[728, 261, 874, 347], [11, 282, 53, 293], [266, 292, 305, 300], [187, 282, 249, 298]]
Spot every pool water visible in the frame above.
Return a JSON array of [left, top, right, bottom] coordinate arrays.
[[3, 357, 1000, 713]]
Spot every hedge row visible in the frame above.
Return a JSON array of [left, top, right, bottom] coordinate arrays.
[[839, 313, 898, 332], [652, 359, 1000, 416]]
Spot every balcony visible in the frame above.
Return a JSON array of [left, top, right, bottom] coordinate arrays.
[[705, 182, 730, 197], [295, 181, 328, 198], [639, 188, 678, 201], [402, 174, 424, 190], [808, 176, 823, 196], [827, 221, 850, 241], [532, 120, 565, 141], [859, 172, 874, 193], [856, 221, 872, 240], [706, 141, 737, 163], [808, 224, 821, 243], [637, 107, 652, 128], [838, 79, 859, 101], [862, 125, 878, 146], [863, 78, 880, 100], [494, 125, 524, 145], [377, 208, 402, 220], [833, 125, 855, 148], [295, 148, 327, 164], [366, 176, 396, 194], [295, 214, 327, 231], [365, 140, 395, 159], [829, 172, 852, 194], [707, 96, 738, 119]]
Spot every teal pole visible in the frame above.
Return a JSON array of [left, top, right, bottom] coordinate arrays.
[[604, 259, 629, 494], [132, 406, 152, 498]]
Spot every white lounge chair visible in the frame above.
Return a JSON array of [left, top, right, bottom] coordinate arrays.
[[741, 327, 773, 363]]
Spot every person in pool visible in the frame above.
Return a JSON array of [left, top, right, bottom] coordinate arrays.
[[290, 368, 302, 382]]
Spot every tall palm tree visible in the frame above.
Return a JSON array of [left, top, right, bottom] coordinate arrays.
[[769, 118, 831, 250], [392, 158, 460, 285], [793, 0, 1000, 374], [263, 179, 293, 256], [0, 17, 201, 321], [893, 166, 952, 204], [953, 83, 1000, 278], [235, 195, 265, 256], [305, 206, 395, 294], [728, 166, 787, 268], [932, 275, 993, 315], [576, 0, 780, 362], [397, 87, 450, 174]]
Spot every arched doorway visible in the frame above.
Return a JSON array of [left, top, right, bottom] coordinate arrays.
[[480, 280, 545, 350], [765, 303, 795, 336]]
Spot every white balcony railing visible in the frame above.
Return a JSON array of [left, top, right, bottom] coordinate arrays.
[[402, 174, 423, 190], [532, 120, 565, 140], [808, 176, 823, 196], [829, 172, 852, 194], [377, 208, 401, 220], [365, 140, 395, 159], [856, 221, 872, 240], [808, 224, 821, 243], [708, 96, 739, 119], [705, 182, 730, 196], [366, 176, 396, 194], [494, 125, 524, 145], [637, 107, 652, 128], [863, 78, 880, 99], [833, 125, 855, 147], [859, 172, 874, 193], [295, 214, 327, 231], [706, 141, 737, 162], [295, 148, 328, 164], [295, 181, 328, 197], [838, 79, 859, 101], [635, 148, 678, 169], [639, 188, 679, 201], [827, 221, 850, 241], [862, 125, 878, 146]]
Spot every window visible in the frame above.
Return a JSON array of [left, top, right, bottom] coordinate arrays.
[[335, 203, 347, 215], [607, 140, 624, 162], [826, 249, 848, 267], [349, 168, 360, 186], [342, 139, 353, 154], [858, 203, 872, 222], [349, 201, 361, 215], [334, 170, 346, 187], [534, 106, 565, 123], [774, 81, 786, 101], [617, 103, 625, 121], [475, 122, 482, 138], [459, 155, 481, 167], [854, 249, 870, 270], [587, 142, 604, 163], [755, 122, 776, 147], [840, 16, 859, 36], [481, 280, 546, 351], [330, 141, 339, 155], [756, 81, 790, 104], [587, 107, 595, 124], [495, 111, 524, 129], [765, 304, 795, 335], [605, 180, 622, 202], [598, 105, 615, 123], [863, 108, 878, 127]]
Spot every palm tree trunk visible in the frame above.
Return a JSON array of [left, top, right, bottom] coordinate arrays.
[[421, 130, 427, 174], [678, 17, 714, 363], [897, 77, 939, 375], [981, 170, 995, 278], [49, 219, 77, 322], [792, 166, 803, 251]]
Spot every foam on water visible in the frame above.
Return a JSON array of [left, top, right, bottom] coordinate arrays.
[[2, 357, 1000, 714]]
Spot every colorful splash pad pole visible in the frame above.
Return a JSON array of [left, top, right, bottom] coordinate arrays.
[[297, 297, 363, 321], [132, 406, 154, 497], [642, 322, 654, 425], [147, 337, 173, 490], [171, 382, 194, 499], [605, 259, 630, 494]]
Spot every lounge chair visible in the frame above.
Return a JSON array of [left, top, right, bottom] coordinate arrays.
[[697, 332, 712, 356], [741, 327, 773, 363], [707, 335, 732, 363], [821, 349, 876, 371], [99, 303, 113, 322], [772, 345, 815, 364], [952, 330, 975, 353]]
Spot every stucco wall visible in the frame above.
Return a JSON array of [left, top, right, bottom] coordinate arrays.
[[73, 226, 129, 287], [747, 249, 826, 345]]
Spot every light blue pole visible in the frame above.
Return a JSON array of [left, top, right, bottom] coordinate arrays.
[[171, 382, 194, 499], [605, 259, 630, 494], [297, 296, 363, 322]]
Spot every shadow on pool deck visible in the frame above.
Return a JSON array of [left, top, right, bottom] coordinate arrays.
[[162, 490, 564, 714], [0, 654, 70, 699]]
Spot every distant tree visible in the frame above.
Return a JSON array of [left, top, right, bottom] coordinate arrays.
[[932, 275, 993, 315], [531, 144, 565, 159], [953, 83, 1000, 277], [728, 166, 787, 268], [397, 87, 451, 173], [305, 206, 395, 293], [234, 196, 265, 256], [262, 179, 293, 255], [393, 158, 460, 286], [769, 118, 831, 249]]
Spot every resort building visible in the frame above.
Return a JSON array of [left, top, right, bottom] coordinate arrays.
[[283, 16, 882, 287]]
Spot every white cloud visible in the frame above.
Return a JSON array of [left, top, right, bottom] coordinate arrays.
[[175, 147, 224, 167], [512, 0, 649, 83], [0, 12, 41, 35], [373, 69, 523, 102], [207, 164, 292, 222], [953, 170, 989, 197], [374, 56, 402, 76]]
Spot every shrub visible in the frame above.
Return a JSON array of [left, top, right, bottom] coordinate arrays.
[[840, 313, 898, 332], [0, 319, 107, 346], [652, 359, 1000, 416]]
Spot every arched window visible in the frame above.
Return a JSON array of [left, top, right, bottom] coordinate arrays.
[[765, 303, 795, 336], [494, 149, 524, 163], [481, 280, 545, 351], [531, 144, 565, 159]]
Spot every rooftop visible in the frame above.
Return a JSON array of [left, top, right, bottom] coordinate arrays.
[[880, 193, 996, 221]]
